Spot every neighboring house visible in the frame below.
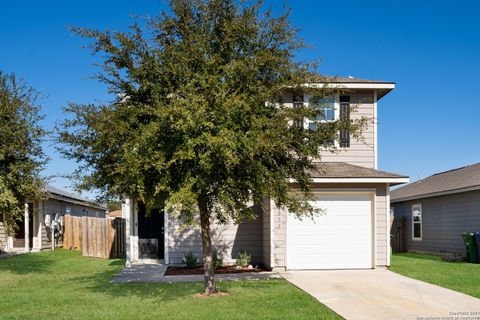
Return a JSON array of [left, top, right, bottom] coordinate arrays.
[[122, 76, 409, 270], [0, 185, 108, 253], [391, 163, 480, 255], [108, 210, 122, 219]]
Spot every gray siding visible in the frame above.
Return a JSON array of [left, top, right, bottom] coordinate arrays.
[[167, 205, 264, 266], [392, 190, 480, 255], [319, 93, 376, 168], [42, 199, 106, 219], [273, 183, 389, 269]]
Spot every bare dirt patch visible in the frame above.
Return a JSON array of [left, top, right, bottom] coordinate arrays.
[[193, 291, 230, 298]]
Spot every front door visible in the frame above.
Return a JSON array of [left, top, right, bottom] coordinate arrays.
[[13, 204, 33, 249], [137, 203, 164, 259]]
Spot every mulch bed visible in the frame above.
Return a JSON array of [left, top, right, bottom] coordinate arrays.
[[193, 291, 230, 298], [165, 265, 270, 276]]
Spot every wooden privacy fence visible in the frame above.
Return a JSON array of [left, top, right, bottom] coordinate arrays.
[[63, 215, 126, 259], [391, 217, 406, 253]]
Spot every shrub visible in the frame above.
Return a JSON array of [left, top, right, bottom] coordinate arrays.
[[236, 250, 251, 267], [184, 251, 197, 268], [212, 250, 223, 268]]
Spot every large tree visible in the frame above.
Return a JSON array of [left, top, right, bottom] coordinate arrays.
[[0, 71, 47, 235], [58, 0, 366, 294]]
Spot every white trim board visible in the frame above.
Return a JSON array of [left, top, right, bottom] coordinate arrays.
[[307, 83, 395, 90]]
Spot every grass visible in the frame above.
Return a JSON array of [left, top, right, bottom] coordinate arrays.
[[0, 250, 340, 320], [391, 252, 480, 298]]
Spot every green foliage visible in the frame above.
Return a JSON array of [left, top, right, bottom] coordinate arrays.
[[106, 200, 122, 211], [58, 0, 366, 221], [212, 249, 223, 268], [57, 0, 368, 292], [184, 251, 198, 268], [235, 250, 251, 267], [0, 71, 47, 235]]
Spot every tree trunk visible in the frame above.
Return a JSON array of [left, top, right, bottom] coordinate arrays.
[[199, 199, 216, 295]]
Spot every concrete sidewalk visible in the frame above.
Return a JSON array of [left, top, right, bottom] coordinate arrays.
[[282, 269, 480, 320], [111, 264, 280, 283]]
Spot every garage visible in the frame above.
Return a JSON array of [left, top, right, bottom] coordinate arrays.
[[286, 193, 373, 270]]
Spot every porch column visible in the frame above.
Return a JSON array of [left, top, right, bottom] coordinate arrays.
[[24, 203, 30, 252], [123, 198, 132, 267], [34, 201, 43, 251]]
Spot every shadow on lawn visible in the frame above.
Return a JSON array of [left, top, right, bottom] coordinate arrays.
[[394, 252, 443, 262], [0, 252, 56, 274], [70, 261, 204, 301]]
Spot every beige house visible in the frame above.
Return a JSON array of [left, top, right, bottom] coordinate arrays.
[[0, 185, 108, 253], [122, 77, 409, 270]]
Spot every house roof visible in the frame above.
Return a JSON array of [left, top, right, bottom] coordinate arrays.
[[322, 76, 395, 84], [108, 210, 122, 218], [45, 184, 108, 211], [306, 75, 396, 99], [391, 162, 480, 202], [294, 162, 409, 185]]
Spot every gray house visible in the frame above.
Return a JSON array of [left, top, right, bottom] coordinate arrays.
[[391, 163, 480, 255], [0, 185, 108, 253], [122, 76, 409, 270]]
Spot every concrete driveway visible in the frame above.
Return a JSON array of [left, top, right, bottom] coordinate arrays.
[[282, 269, 480, 320]]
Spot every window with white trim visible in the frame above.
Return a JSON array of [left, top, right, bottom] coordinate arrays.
[[412, 204, 422, 240], [307, 96, 336, 131]]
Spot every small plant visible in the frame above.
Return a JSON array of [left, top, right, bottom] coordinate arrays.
[[184, 251, 198, 269], [212, 250, 223, 269], [236, 250, 251, 267]]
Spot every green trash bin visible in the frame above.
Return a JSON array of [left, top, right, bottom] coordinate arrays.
[[462, 232, 478, 263]]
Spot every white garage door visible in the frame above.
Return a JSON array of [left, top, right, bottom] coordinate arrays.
[[286, 193, 373, 270]]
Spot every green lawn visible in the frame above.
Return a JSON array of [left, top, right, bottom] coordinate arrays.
[[0, 250, 340, 320], [391, 252, 480, 298]]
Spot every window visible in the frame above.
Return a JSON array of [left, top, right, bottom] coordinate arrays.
[[306, 96, 336, 131], [314, 97, 335, 121], [66, 206, 71, 215], [0, 213, 3, 222], [412, 204, 422, 240]]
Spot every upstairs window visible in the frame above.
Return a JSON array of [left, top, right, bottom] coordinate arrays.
[[412, 204, 422, 240], [314, 97, 335, 121]]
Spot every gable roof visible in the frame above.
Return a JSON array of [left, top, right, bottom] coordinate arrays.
[[311, 162, 406, 178], [306, 75, 396, 99], [391, 162, 480, 202], [290, 162, 409, 185], [45, 184, 108, 211], [324, 76, 395, 84]]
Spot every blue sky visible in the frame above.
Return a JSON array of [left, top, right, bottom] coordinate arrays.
[[1, 0, 479, 198]]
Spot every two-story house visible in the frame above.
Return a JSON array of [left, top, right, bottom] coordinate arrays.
[[121, 76, 409, 270]]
